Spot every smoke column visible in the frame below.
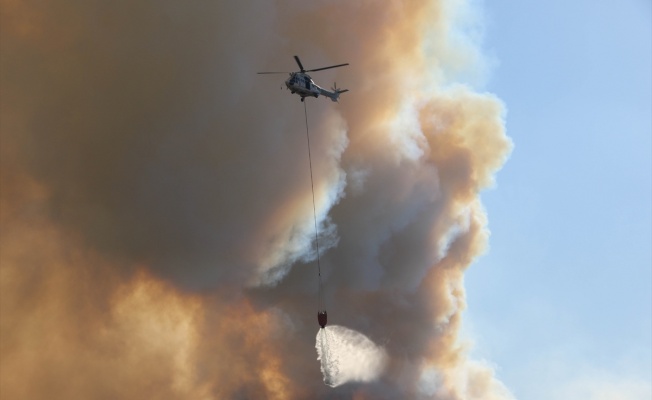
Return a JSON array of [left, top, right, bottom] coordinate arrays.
[[1, 0, 513, 399]]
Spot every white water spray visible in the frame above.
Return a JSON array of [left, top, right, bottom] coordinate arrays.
[[316, 325, 388, 387]]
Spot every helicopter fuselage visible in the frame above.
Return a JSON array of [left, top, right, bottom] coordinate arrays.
[[258, 55, 348, 102], [285, 72, 320, 100], [284, 72, 348, 102]]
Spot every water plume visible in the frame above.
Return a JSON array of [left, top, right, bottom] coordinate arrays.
[[316, 326, 388, 387]]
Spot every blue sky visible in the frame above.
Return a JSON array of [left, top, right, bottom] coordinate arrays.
[[464, 0, 651, 398]]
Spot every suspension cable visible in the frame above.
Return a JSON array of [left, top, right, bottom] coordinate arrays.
[[303, 101, 323, 311]]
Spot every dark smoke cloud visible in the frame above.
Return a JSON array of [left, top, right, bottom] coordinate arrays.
[[1, 0, 513, 398]]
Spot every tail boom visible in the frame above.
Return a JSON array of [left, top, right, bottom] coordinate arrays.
[[318, 83, 349, 102]]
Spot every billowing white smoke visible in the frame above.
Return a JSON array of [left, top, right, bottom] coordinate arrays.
[[1, 0, 514, 399]]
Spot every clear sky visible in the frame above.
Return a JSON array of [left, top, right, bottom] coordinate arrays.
[[464, 0, 651, 398]]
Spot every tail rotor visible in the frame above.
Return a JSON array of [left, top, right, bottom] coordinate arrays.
[[329, 82, 349, 102]]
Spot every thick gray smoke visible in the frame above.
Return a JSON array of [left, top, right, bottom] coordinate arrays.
[[1, 0, 513, 399]]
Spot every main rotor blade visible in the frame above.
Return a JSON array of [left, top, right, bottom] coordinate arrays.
[[306, 63, 349, 73], [294, 55, 305, 72], [257, 72, 290, 74]]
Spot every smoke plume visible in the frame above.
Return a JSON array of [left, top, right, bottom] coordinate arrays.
[[1, 0, 513, 399]]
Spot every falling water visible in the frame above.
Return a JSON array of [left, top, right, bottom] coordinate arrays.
[[316, 325, 388, 387]]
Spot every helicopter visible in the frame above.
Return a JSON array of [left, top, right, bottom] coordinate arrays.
[[258, 55, 349, 102]]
